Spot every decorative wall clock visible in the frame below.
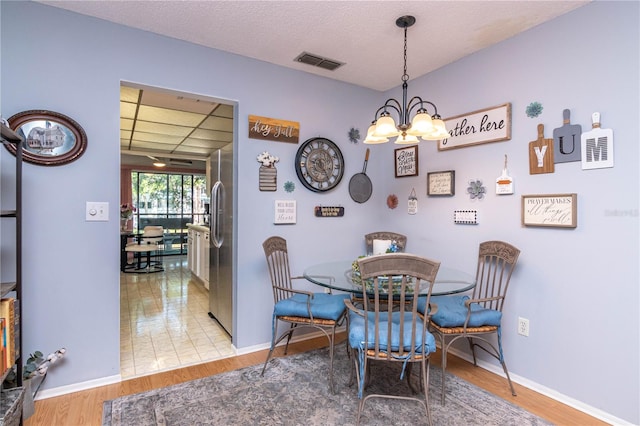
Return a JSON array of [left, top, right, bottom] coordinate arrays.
[[295, 137, 344, 192]]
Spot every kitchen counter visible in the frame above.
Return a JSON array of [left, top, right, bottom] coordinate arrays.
[[187, 223, 209, 232]]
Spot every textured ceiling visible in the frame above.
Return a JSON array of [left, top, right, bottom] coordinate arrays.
[[38, 0, 589, 92], [36, 0, 590, 169]]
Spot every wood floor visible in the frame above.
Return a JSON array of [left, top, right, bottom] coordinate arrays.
[[25, 334, 605, 426]]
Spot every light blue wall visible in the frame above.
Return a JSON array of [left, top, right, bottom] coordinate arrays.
[[1, 1, 638, 423]]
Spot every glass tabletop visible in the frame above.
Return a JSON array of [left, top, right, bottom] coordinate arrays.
[[303, 260, 475, 296]]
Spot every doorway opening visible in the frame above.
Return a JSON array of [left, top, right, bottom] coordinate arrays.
[[119, 82, 236, 378]]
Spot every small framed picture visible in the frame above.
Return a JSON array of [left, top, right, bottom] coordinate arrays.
[[394, 145, 419, 177], [6, 110, 88, 166], [274, 200, 296, 224], [427, 170, 455, 196], [521, 193, 577, 228]]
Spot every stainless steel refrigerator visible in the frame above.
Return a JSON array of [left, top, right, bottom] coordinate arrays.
[[208, 145, 234, 337]]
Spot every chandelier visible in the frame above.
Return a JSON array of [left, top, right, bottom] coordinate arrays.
[[364, 16, 449, 145]]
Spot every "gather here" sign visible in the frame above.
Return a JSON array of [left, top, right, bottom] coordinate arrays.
[[438, 103, 511, 151]]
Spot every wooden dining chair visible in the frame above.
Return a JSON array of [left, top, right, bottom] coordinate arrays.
[[364, 231, 407, 255], [422, 240, 521, 405], [261, 236, 349, 393], [344, 253, 441, 425]]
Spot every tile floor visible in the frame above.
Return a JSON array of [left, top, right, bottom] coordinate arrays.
[[120, 255, 235, 378]]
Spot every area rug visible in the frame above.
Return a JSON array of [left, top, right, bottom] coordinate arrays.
[[103, 347, 551, 426]]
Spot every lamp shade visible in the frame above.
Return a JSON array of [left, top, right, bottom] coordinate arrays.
[[395, 134, 419, 145], [373, 115, 400, 138], [363, 123, 389, 144], [406, 111, 433, 137], [421, 118, 449, 140]]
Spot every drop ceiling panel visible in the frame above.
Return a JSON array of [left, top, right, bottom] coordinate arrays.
[[132, 132, 184, 144], [129, 140, 177, 151], [120, 102, 137, 119], [121, 86, 140, 103], [213, 104, 234, 118], [137, 105, 206, 127], [121, 118, 134, 131], [201, 116, 233, 132], [190, 128, 233, 142], [134, 121, 193, 137], [140, 90, 221, 115], [181, 138, 228, 148]]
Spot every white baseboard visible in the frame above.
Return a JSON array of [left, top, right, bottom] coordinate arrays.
[[446, 347, 632, 426], [34, 374, 121, 401]]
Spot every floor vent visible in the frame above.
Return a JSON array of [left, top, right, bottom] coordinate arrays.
[[294, 52, 344, 71]]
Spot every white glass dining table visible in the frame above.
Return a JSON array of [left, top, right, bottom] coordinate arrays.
[[303, 260, 476, 296]]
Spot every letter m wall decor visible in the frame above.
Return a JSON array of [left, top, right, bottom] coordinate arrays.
[[581, 112, 614, 170]]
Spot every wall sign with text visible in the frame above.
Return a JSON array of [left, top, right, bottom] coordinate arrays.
[[394, 145, 418, 177], [274, 200, 296, 224], [249, 115, 299, 143], [438, 103, 511, 151], [427, 170, 455, 196], [521, 193, 577, 228]]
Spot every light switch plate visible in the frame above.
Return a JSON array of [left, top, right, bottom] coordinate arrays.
[[86, 201, 109, 221]]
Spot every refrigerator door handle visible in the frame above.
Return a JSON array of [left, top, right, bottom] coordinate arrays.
[[211, 180, 225, 248]]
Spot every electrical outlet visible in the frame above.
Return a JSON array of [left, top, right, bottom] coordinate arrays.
[[518, 317, 530, 336]]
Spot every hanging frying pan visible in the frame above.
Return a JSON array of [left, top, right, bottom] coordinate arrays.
[[349, 148, 372, 203]]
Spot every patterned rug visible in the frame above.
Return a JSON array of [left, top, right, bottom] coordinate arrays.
[[103, 347, 551, 425]]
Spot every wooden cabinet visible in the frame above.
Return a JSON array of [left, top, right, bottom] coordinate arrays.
[[1, 123, 23, 389]]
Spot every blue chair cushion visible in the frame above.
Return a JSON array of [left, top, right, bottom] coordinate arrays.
[[348, 310, 436, 354], [419, 295, 502, 327], [274, 293, 349, 321]]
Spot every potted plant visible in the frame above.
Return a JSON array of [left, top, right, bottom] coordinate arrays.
[[120, 203, 136, 231], [4, 348, 66, 419]]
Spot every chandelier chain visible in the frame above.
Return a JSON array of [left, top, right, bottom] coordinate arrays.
[[402, 26, 409, 82]]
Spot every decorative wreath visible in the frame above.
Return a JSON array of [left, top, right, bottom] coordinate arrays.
[[386, 194, 399, 209]]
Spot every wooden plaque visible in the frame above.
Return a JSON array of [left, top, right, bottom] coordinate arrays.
[[529, 124, 554, 174], [248, 115, 299, 143]]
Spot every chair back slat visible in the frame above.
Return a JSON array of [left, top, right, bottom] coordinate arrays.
[[472, 241, 520, 312], [262, 236, 294, 303], [358, 253, 440, 362]]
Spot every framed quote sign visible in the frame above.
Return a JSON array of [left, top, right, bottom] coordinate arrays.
[[438, 103, 511, 151], [521, 193, 577, 228], [394, 145, 418, 177], [427, 170, 455, 196]]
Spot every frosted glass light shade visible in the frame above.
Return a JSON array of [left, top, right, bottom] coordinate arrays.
[[395, 134, 419, 144], [373, 115, 400, 137], [363, 123, 389, 144], [422, 118, 449, 140], [406, 112, 433, 136]]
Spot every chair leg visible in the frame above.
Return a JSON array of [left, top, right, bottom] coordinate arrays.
[[440, 333, 448, 405], [467, 336, 478, 365], [283, 324, 296, 355], [497, 330, 517, 396], [422, 357, 433, 426], [328, 326, 336, 394], [261, 317, 279, 377]]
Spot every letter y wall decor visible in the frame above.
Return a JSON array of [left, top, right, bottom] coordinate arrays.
[[528, 124, 554, 174]]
